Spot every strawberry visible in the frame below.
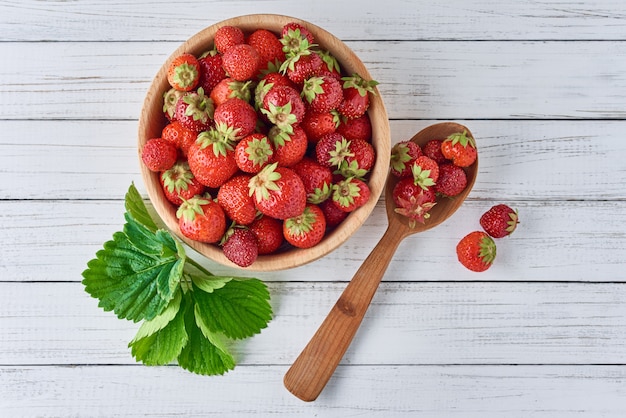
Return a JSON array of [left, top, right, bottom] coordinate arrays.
[[163, 88, 184, 121], [435, 163, 467, 197], [160, 161, 205, 206], [392, 180, 436, 227], [247, 29, 286, 72], [283, 204, 327, 249], [214, 25, 245, 54], [261, 85, 306, 131], [254, 72, 296, 110], [175, 88, 215, 132], [336, 114, 372, 142], [187, 130, 238, 188], [280, 50, 323, 85], [280, 23, 315, 57], [248, 163, 307, 219], [441, 130, 477, 167], [222, 228, 259, 268], [292, 157, 333, 204], [213, 97, 257, 141], [422, 139, 446, 164], [480, 204, 519, 238], [390, 140, 422, 178], [315, 132, 350, 168], [337, 74, 378, 119], [176, 195, 226, 244], [249, 215, 284, 255], [411, 156, 439, 189], [217, 174, 258, 225], [319, 198, 348, 228], [301, 75, 343, 113], [301, 110, 339, 144], [235, 132, 275, 173], [315, 49, 342, 80], [141, 138, 178, 172], [331, 177, 370, 212], [222, 43, 261, 82], [456, 231, 496, 272], [210, 78, 253, 107], [167, 53, 200, 92], [269, 124, 307, 167], [161, 120, 197, 157], [343, 138, 375, 174], [197, 52, 227, 93]]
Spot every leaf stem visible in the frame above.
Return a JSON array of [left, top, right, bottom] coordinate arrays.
[[186, 257, 214, 277]]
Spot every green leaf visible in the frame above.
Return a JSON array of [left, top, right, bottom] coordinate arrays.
[[178, 302, 235, 375], [82, 219, 183, 322], [191, 274, 232, 293], [130, 291, 182, 344], [129, 292, 188, 366], [193, 278, 272, 340], [125, 183, 158, 233]]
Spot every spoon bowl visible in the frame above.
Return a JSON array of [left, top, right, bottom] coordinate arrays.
[[284, 122, 478, 401]]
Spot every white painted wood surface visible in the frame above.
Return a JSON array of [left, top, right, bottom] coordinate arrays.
[[1, 1, 626, 416]]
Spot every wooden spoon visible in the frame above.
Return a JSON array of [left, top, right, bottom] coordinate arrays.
[[283, 122, 478, 401]]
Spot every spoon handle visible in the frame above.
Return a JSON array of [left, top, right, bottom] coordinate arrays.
[[283, 222, 406, 401]]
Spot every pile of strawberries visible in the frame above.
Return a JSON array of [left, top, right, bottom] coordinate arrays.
[[140, 21, 379, 267], [389, 130, 477, 227]]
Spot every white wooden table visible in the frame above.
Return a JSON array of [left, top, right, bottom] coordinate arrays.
[[2, 1, 626, 416]]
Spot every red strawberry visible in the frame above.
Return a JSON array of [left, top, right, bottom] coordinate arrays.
[[175, 89, 215, 132], [197, 52, 227, 93], [213, 97, 257, 141], [222, 228, 259, 268], [315, 49, 342, 80], [341, 138, 375, 177], [301, 110, 339, 144], [331, 177, 370, 212], [392, 180, 436, 227], [163, 88, 184, 121], [280, 23, 315, 56], [292, 157, 333, 204], [283, 204, 327, 249], [222, 43, 261, 82], [210, 77, 253, 107], [176, 195, 226, 244], [336, 114, 372, 142], [261, 85, 306, 131], [249, 215, 284, 255], [217, 174, 258, 225], [319, 198, 349, 228], [235, 132, 275, 173], [247, 29, 286, 72], [480, 204, 519, 238], [280, 50, 323, 85], [337, 74, 379, 119], [160, 161, 205, 206], [187, 130, 238, 188], [167, 53, 200, 92], [435, 163, 467, 197], [254, 72, 296, 110], [390, 140, 422, 178], [315, 132, 350, 168], [214, 25, 245, 54], [422, 139, 446, 164], [301, 75, 343, 113], [248, 163, 307, 220], [456, 231, 496, 272], [141, 138, 178, 172], [411, 156, 439, 189], [269, 125, 308, 167], [441, 130, 477, 167], [161, 120, 197, 157]]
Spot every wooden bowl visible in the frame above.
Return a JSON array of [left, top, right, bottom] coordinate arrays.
[[138, 14, 390, 271]]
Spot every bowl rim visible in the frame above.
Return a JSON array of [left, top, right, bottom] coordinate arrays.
[[138, 14, 391, 271]]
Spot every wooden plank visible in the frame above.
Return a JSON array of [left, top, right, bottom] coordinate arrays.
[[1, 41, 626, 120], [2, 281, 625, 365], [2, 119, 625, 200], [1, 198, 625, 282], [1, 365, 625, 417], [3, 0, 626, 42]]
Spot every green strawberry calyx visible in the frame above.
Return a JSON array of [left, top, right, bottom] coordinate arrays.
[[411, 163, 436, 190], [479, 235, 497, 265], [394, 191, 437, 228], [197, 127, 235, 157], [285, 206, 317, 236], [341, 74, 379, 97], [172, 62, 199, 90], [249, 162, 281, 202], [244, 135, 274, 167], [328, 137, 354, 167], [390, 142, 414, 173], [176, 196, 211, 222], [183, 88, 215, 122], [332, 177, 361, 209], [301, 76, 325, 104], [162, 161, 194, 193], [261, 102, 297, 137], [446, 130, 476, 149]]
